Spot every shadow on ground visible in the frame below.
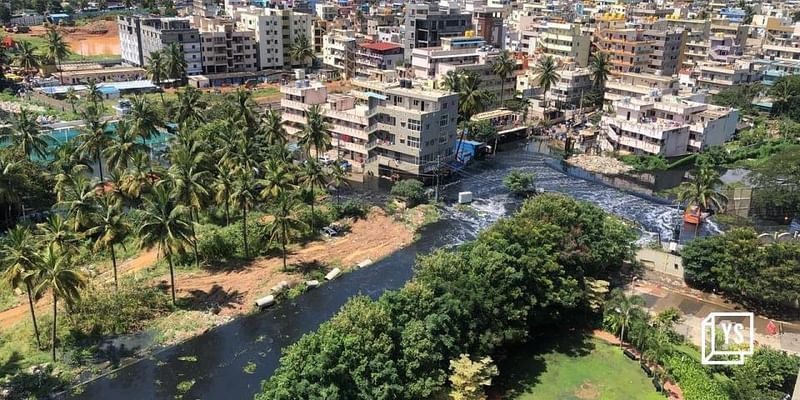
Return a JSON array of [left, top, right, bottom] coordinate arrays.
[[489, 330, 595, 399]]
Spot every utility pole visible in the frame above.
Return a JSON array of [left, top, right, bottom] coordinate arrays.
[[434, 154, 440, 204]]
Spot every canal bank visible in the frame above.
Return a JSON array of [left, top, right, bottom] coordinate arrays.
[[65, 143, 721, 399]]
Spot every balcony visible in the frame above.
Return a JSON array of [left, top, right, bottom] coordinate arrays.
[[330, 123, 368, 140], [335, 140, 368, 154]]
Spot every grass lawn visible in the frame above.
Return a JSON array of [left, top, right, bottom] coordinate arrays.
[[494, 334, 664, 400]]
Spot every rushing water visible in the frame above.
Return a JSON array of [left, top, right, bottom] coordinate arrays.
[[67, 143, 718, 399]]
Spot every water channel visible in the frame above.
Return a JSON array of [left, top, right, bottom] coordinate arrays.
[[68, 142, 718, 399]]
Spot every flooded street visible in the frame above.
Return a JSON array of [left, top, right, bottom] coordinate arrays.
[[68, 143, 717, 399]]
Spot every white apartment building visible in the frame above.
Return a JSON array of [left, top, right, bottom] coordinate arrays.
[[193, 17, 258, 74], [118, 16, 203, 75], [411, 36, 518, 107], [238, 8, 284, 70], [534, 22, 590, 67], [695, 61, 761, 94], [322, 29, 357, 78], [281, 80, 371, 168], [548, 67, 593, 108], [231, 7, 314, 69], [601, 95, 738, 157], [604, 72, 680, 103], [281, 78, 459, 178]]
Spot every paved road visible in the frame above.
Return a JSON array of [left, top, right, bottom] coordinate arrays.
[[629, 270, 800, 354]]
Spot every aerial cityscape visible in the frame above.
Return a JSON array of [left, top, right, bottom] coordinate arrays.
[[0, 0, 800, 398]]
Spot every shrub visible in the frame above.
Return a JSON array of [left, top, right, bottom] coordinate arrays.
[[619, 154, 669, 172], [390, 179, 427, 207], [503, 170, 535, 195], [196, 219, 273, 261], [665, 355, 728, 400], [331, 199, 369, 220], [67, 284, 173, 337]]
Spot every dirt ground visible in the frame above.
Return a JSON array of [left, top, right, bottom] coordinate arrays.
[[30, 20, 120, 56], [0, 248, 158, 331], [0, 207, 413, 330], [172, 207, 413, 316]]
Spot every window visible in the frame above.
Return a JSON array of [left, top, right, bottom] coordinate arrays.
[[407, 136, 420, 148], [440, 114, 448, 127], [408, 119, 421, 131]]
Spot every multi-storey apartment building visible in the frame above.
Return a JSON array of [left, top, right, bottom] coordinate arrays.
[[695, 61, 761, 93], [355, 42, 404, 78], [548, 67, 592, 108], [237, 8, 284, 70], [194, 17, 258, 74], [322, 29, 357, 78], [604, 72, 680, 103], [601, 95, 738, 156], [683, 34, 743, 68], [353, 79, 459, 177], [280, 78, 459, 178], [642, 29, 683, 76], [534, 22, 590, 67], [403, 3, 473, 60], [281, 80, 371, 168], [118, 16, 203, 75], [411, 36, 517, 107]]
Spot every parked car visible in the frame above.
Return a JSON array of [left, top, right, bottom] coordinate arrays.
[[318, 154, 333, 165], [320, 223, 344, 237]]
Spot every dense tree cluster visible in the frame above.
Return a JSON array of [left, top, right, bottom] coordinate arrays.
[[683, 228, 800, 311], [258, 194, 637, 399]]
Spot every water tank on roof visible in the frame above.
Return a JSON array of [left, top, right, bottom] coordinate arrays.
[[304, 79, 310, 87], [294, 68, 305, 80], [295, 80, 301, 88]]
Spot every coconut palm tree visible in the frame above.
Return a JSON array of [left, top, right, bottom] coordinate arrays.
[[12, 41, 40, 73], [492, 50, 516, 106], [440, 70, 462, 92], [230, 170, 257, 258], [2, 108, 50, 160], [35, 243, 85, 361], [298, 158, 328, 231], [175, 86, 206, 128], [127, 95, 161, 144], [55, 169, 97, 231], [0, 153, 21, 227], [212, 164, 235, 226], [232, 88, 258, 134], [146, 50, 166, 102], [259, 158, 296, 201], [299, 104, 332, 157], [457, 71, 494, 122], [121, 151, 156, 202], [260, 109, 288, 147], [1, 226, 43, 348], [76, 104, 111, 181], [65, 87, 79, 114], [85, 79, 104, 109], [533, 55, 561, 122], [137, 184, 192, 304], [44, 26, 69, 83], [166, 141, 210, 268], [676, 167, 728, 213], [48, 140, 92, 177], [289, 35, 315, 69], [164, 42, 187, 85], [85, 195, 129, 289], [268, 192, 306, 271], [36, 214, 81, 256], [104, 120, 147, 173], [590, 52, 611, 89], [606, 289, 645, 347], [328, 162, 348, 205]]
